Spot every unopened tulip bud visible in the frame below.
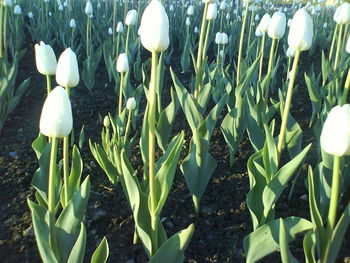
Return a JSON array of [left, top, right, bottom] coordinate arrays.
[[187, 5, 194, 15], [108, 27, 113, 35], [220, 1, 227, 10], [28, 12, 33, 18], [59, 4, 63, 11], [186, 17, 191, 26], [194, 27, 199, 33], [206, 3, 217, 20], [288, 8, 313, 51], [125, 9, 138, 26], [35, 41, 57, 76], [116, 53, 129, 73], [14, 5, 21, 15], [258, 13, 270, 33], [56, 48, 80, 88], [140, 0, 169, 52], [333, 3, 350, 25], [268, 11, 286, 39], [103, 116, 110, 127], [323, 22, 327, 29], [255, 27, 263, 37], [39, 86, 73, 138], [215, 32, 223, 44], [321, 105, 350, 156], [70, 19, 76, 28], [85, 1, 93, 16], [126, 97, 136, 111], [286, 47, 296, 58], [116, 22, 123, 33]]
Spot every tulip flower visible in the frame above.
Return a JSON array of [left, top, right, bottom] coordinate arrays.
[[28, 12, 33, 18], [257, 14, 270, 33], [56, 48, 80, 89], [108, 27, 113, 35], [215, 32, 223, 45], [116, 21, 123, 33], [268, 11, 286, 39], [103, 116, 110, 128], [116, 53, 129, 73], [85, 1, 93, 16], [255, 27, 263, 37], [125, 9, 138, 26], [321, 105, 350, 157], [139, 0, 169, 53], [206, 3, 217, 20], [288, 8, 313, 52], [34, 41, 57, 76], [39, 86, 73, 139], [69, 19, 76, 28], [13, 4, 21, 15], [126, 97, 136, 111], [333, 2, 350, 25], [187, 5, 194, 16], [221, 33, 228, 45]]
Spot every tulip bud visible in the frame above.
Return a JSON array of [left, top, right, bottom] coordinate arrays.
[[220, 1, 227, 10], [39, 86, 73, 138], [14, 5, 21, 15], [346, 36, 350, 54], [59, 4, 63, 11], [103, 116, 110, 127], [85, 1, 93, 16], [268, 11, 286, 39], [125, 9, 138, 26], [126, 97, 136, 111], [187, 5, 194, 16], [320, 105, 350, 156], [117, 21, 124, 33], [333, 3, 350, 25], [288, 8, 313, 51], [255, 27, 263, 37], [194, 27, 199, 34], [286, 46, 296, 58], [108, 27, 113, 35], [169, 5, 174, 11], [221, 33, 228, 45], [70, 19, 76, 28], [323, 22, 327, 29], [116, 53, 129, 73], [257, 13, 270, 33], [215, 32, 223, 44], [140, 0, 169, 53], [28, 12, 33, 18], [35, 41, 57, 76], [206, 3, 217, 20], [56, 48, 80, 88]]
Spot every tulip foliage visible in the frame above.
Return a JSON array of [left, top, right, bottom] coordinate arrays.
[[1, 0, 348, 262]]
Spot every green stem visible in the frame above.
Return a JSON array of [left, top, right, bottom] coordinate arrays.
[[125, 25, 130, 55], [46, 75, 52, 95], [247, 10, 255, 50], [116, 33, 120, 60], [3, 6, 6, 55], [258, 33, 266, 81], [202, 20, 211, 61], [124, 109, 132, 144], [333, 24, 343, 71], [62, 87, 71, 207], [236, 2, 249, 85], [329, 24, 338, 61], [265, 38, 277, 101], [118, 73, 124, 117], [48, 137, 59, 259], [148, 51, 158, 255], [342, 24, 348, 53], [276, 50, 301, 163], [327, 155, 341, 231], [86, 17, 90, 57], [341, 68, 350, 106], [0, 2, 3, 58], [112, 0, 117, 43], [193, 2, 209, 99]]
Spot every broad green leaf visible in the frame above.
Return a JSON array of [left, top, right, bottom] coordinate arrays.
[[67, 223, 86, 263], [91, 237, 109, 263]]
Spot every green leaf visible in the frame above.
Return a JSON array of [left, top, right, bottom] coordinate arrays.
[[279, 218, 298, 263], [91, 237, 109, 263], [27, 200, 58, 263], [244, 217, 313, 263], [32, 133, 48, 159], [68, 146, 83, 201], [303, 230, 316, 263], [78, 125, 86, 150], [149, 224, 194, 263], [67, 223, 86, 263], [55, 177, 91, 263]]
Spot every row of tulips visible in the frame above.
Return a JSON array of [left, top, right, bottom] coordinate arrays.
[[3, 0, 348, 262]]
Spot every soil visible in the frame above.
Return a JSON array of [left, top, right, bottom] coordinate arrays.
[[0, 37, 349, 263]]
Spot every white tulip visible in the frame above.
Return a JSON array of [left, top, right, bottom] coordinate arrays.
[[125, 9, 138, 26], [126, 97, 136, 111], [35, 41, 57, 76], [255, 27, 263, 37], [186, 17, 191, 26], [39, 86, 73, 138], [268, 11, 286, 39], [286, 47, 296, 58], [56, 48, 80, 88], [206, 3, 217, 20], [116, 21, 124, 33], [187, 5, 194, 16], [221, 33, 228, 45], [28, 12, 34, 18], [70, 19, 76, 28], [215, 32, 223, 44], [85, 1, 93, 16], [333, 3, 350, 25], [116, 53, 129, 73], [13, 4, 21, 15], [321, 105, 350, 156], [140, 0, 169, 52], [288, 8, 314, 51], [257, 14, 271, 33]]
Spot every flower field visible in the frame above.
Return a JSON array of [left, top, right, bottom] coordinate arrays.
[[0, 0, 350, 262]]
